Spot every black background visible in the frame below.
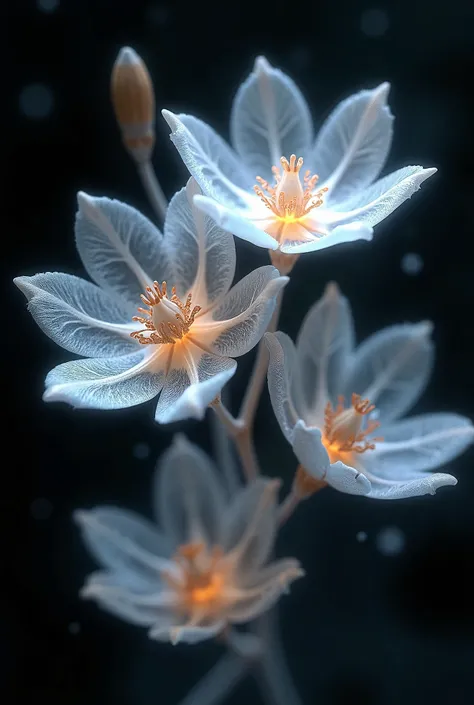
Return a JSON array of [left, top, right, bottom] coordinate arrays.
[[5, 1, 474, 704]]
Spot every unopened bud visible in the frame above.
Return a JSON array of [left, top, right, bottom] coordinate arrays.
[[111, 47, 155, 163]]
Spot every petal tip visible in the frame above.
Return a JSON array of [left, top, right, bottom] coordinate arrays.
[[116, 46, 141, 66], [254, 55, 272, 74], [161, 108, 178, 130]]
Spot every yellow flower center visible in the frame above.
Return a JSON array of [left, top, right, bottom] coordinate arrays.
[[130, 281, 201, 345], [323, 393, 382, 464], [254, 154, 328, 223]]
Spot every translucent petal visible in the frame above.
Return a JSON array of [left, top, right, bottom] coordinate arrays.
[[75, 192, 165, 305], [193, 194, 279, 250], [230, 56, 313, 183], [296, 282, 354, 422], [280, 221, 374, 254], [155, 434, 227, 546], [154, 349, 236, 424], [310, 83, 393, 204], [84, 588, 164, 627], [44, 349, 167, 409], [343, 322, 434, 423], [365, 471, 457, 500], [74, 506, 173, 580], [162, 110, 253, 209], [162, 180, 236, 307], [265, 332, 300, 442], [203, 267, 288, 357], [149, 619, 225, 644], [14, 273, 137, 357], [327, 166, 437, 226], [222, 478, 279, 574], [369, 413, 474, 474]]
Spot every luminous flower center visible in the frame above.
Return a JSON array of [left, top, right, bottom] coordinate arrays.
[[130, 281, 201, 345], [254, 154, 328, 222], [323, 393, 382, 463], [164, 542, 227, 612]]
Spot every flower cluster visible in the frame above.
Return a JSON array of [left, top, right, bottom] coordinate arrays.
[[16, 47, 473, 691]]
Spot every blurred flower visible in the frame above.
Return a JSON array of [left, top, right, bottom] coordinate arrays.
[[75, 435, 303, 645], [15, 179, 287, 423], [266, 283, 474, 499], [163, 57, 435, 273]]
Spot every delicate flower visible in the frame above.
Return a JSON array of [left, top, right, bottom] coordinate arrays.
[[266, 283, 474, 499], [14, 178, 287, 423], [75, 435, 303, 645], [162, 56, 436, 272]]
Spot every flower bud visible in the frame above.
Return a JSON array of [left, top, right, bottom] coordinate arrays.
[[111, 47, 155, 163]]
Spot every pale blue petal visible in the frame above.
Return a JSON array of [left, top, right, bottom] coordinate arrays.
[[155, 434, 227, 546], [193, 194, 278, 250], [265, 332, 300, 442], [44, 350, 166, 409], [75, 192, 165, 305], [343, 322, 434, 423], [14, 273, 136, 357], [207, 267, 288, 357], [150, 620, 225, 644], [163, 180, 235, 305], [327, 166, 437, 225], [326, 461, 372, 496], [309, 83, 393, 204], [230, 56, 313, 183], [280, 222, 373, 254], [162, 110, 253, 208], [296, 282, 354, 421], [365, 473, 457, 500], [369, 413, 474, 474], [154, 351, 236, 424]]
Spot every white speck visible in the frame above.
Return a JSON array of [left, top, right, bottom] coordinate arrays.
[[68, 621, 81, 635], [360, 8, 389, 37], [37, 0, 59, 11], [376, 526, 405, 556], [31, 498, 53, 520], [133, 442, 150, 460], [401, 252, 424, 276], [356, 531, 368, 542], [19, 83, 54, 119]]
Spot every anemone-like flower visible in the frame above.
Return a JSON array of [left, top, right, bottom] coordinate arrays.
[[266, 283, 473, 499], [163, 56, 436, 272], [14, 179, 287, 423], [75, 435, 303, 645]]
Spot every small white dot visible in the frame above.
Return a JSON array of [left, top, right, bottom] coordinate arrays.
[[37, 0, 59, 11], [19, 83, 54, 119], [133, 442, 150, 460], [356, 531, 368, 542], [31, 498, 53, 520], [360, 8, 389, 37], [376, 526, 405, 556], [401, 252, 424, 276], [68, 621, 81, 635]]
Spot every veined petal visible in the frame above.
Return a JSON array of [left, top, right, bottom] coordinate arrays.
[[155, 434, 227, 547], [280, 221, 374, 254], [265, 332, 300, 442], [296, 282, 355, 422], [369, 413, 474, 474], [154, 346, 236, 424], [74, 507, 174, 580], [75, 192, 165, 305], [14, 273, 137, 357], [44, 349, 167, 409], [326, 166, 437, 226], [193, 194, 279, 250], [83, 587, 167, 627], [365, 472, 457, 500], [197, 266, 288, 358], [162, 110, 253, 208], [163, 180, 236, 307], [310, 83, 393, 203], [343, 322, 434, 424], [230, 56, 313, 183]]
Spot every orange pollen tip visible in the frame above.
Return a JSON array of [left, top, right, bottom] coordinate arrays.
[[130, 280, 201, 345], [164, 542, 227, 611], [323, 394, 382, 456], [254, 154, 328, 221]]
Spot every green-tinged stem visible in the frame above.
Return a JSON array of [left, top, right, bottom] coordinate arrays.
[[211, 401, 260, 482], [137, 160, 168, 223], [177, 651, 250, 705]]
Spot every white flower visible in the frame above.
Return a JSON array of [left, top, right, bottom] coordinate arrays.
[[14, 179, 287, 423], [266, 283, 474, 499], [75, 435, 303, 645], [162, 56, 436, 268]]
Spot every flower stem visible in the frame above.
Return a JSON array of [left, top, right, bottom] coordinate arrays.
[[211, 401, 260, 482], [277, 490, 301, 527], [136, 160, 168, 224], [177, 651, 250, 705]]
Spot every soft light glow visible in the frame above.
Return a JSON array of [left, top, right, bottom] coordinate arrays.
[[131, 281, 201, 345], [322, 394, 382, 464]]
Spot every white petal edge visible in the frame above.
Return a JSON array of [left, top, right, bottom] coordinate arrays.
[[280, 222, 374, 254], [265, 331, 300, 442]]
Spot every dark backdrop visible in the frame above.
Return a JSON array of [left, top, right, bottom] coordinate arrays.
[[5, 1, 474, 704]]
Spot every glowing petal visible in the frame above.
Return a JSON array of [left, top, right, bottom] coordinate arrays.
[[265, 331, 301, 442], [280, 221, 374, 254]]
